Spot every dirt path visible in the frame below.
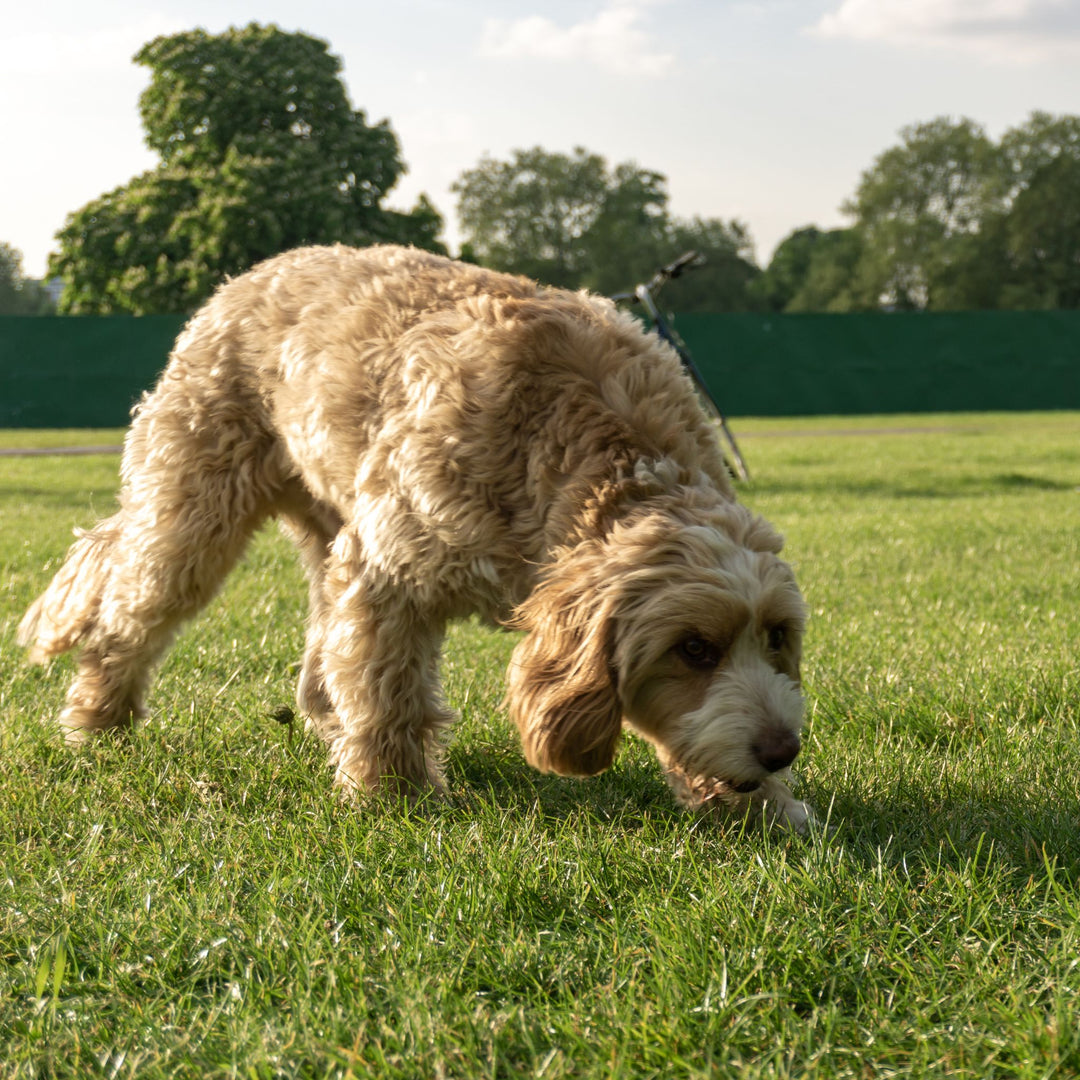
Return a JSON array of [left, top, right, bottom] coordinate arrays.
[[0, 425, 966, 458], [0, 445, 123, 457]]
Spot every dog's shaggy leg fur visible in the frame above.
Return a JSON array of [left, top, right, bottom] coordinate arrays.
[[17, 515, 143, 741], [30, 505, 266, 743], [19, 505, 258, 743], [19, 383, 282, 743], [317, 536, 453, 800]]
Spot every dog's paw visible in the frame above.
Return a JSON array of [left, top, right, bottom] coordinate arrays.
[[770, 796, 815, 834], [690, 775, 817, 835], [753, 774, 816, 834], [56, 703, 138, 747]]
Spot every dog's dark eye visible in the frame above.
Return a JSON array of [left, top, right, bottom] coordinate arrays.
[[767, 625, 787, 652], [676, 637, 720, 669]]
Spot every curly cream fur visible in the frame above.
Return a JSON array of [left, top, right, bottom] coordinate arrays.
[[19, 244, 812, 828]]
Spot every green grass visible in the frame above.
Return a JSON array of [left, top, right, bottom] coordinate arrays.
[[2, 413, 1079, 1079]]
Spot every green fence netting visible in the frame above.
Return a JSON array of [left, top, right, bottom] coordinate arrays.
[[1, 310, 1077, 427]]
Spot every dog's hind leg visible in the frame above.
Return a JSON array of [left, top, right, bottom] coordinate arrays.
[[21, 399, 282, 744], [317, 537, 454, 800]]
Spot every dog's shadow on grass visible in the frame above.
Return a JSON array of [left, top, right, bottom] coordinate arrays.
[[809, 777, 1080, 882], [445, 738, 692, 831], [753, 472, 1077, 501], [449, 734, 1080, 879]]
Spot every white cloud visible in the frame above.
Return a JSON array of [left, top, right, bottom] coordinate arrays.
[[810, 0, 1080, 64], [478, 0, 675, 77]]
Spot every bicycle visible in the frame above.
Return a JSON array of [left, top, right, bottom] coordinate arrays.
[[613, 251, 750, 481]]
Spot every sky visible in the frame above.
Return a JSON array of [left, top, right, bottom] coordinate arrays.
[[3, 0, 1079, 280]]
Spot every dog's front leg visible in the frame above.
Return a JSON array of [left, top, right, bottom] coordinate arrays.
[[745, 773, 815, 832], [318, 552, 453, 802], [663, 761, 814, 833]]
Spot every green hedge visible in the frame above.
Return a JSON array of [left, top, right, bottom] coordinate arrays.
[[1, 310, 1078, 427]]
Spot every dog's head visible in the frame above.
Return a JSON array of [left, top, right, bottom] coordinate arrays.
[[507, 498, 807, 799]]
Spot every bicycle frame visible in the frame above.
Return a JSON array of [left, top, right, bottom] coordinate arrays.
[[614, 253, 750, 481]]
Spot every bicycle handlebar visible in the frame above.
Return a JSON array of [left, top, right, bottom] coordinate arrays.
[[612, 251, 704, 305], [658, 250, 704, 281]]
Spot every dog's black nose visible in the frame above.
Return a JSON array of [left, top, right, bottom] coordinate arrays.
[[753, 728, 801, 772]]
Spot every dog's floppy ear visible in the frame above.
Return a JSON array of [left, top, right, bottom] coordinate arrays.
[[507, 557, 623, 777]]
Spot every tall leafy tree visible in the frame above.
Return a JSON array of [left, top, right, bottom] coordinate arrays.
[[785, 229, 869, 312], [998, 112, 1080, 308], [453, 146, 761, 309], [999, 111, 1080, 194], [751, 226, 828, 312], [50, 24, 444, 314], [844, 116, 1004, 310], [580, 160, 672, 295], [751, 111, 1080, 313], [453, 146, 668, 290], [839, 111, 1080, 311], [1002, 154, 1080, 308]]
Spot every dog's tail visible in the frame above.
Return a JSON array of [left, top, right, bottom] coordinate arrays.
[[17, 515, 121, 663]]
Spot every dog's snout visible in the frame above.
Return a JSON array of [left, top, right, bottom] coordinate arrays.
[[753, 728, 801, 773]]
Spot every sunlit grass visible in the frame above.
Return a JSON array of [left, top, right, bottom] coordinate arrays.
[[2, 413, 1079, 1078]]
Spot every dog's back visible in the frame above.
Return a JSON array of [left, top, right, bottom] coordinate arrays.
[[151, 243, 732, 560]]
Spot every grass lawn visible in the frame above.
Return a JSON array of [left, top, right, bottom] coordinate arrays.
[[1, 413, 1078, 1078]]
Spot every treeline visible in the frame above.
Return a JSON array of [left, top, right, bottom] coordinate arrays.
[[3, 24, 1077, 316], [757, 113, 1080, 313], [452, 112, 1080, 313], [0, 243, 54, 314]]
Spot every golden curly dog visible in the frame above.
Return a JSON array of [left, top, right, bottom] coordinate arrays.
[[20, 244, 812, 829]]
